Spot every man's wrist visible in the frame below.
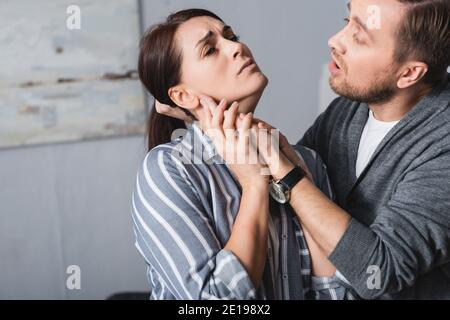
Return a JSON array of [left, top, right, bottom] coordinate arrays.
[[270, 157, 295, 181], [241, 178, 269, 191]]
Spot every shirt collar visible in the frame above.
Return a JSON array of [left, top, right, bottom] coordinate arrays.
[[185, 121, 221, 163]]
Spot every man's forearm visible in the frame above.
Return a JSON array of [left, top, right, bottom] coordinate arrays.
[[289, 177, 351, 256]]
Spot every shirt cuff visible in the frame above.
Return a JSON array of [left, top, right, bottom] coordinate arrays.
[[328, 218, 379, 295], [214, 249, 257, 299]]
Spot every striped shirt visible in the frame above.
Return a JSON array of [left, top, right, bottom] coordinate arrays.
[[131, 122, 355, 300]]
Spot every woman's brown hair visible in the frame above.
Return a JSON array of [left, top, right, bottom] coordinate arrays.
[[138, 9, 224, 151]]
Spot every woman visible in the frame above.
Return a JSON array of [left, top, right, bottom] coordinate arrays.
[[132, 8, 354, 300]]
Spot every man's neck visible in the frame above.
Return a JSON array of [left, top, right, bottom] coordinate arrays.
[[368, 84, 434, 122]]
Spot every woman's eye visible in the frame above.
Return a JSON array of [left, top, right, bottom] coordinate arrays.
[[205, 47, 216, 56], [229, 34, 240, 42]]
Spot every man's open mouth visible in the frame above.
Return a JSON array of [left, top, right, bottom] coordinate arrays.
[[328, 55, 344, 76], [332, 55, 343, 70]]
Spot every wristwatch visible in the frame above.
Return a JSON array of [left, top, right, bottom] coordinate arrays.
[[269, 166, 306, 204]]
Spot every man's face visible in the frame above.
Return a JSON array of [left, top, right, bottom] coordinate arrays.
[[328, 0, 406, 104]]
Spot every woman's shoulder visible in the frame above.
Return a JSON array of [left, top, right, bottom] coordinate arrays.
[[136, 141, 188, 185], [135, 140, 204, 199], [144, 139, 190, 168], [146, 141, 179, 159]]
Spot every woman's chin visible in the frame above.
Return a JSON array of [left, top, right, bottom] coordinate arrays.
[[261, 73, 269, 87]]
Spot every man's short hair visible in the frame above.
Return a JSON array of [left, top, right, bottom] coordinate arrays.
[[395, 0, 450, 85]]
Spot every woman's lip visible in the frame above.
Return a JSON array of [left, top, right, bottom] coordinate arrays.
[[243, 62, 256, 72], [238, 60, 256, 75]]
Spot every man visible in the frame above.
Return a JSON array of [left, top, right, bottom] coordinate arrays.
[[268, 0, 450, 299], [153, 0, 450, 299]]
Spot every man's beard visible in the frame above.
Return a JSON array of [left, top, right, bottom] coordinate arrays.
[[329, 73, 397, 104]]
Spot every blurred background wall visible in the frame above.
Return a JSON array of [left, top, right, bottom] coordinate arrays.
[[0, 0, 347, 299]]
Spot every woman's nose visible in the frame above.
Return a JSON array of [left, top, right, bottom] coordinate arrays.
[[224, 38, 244, 59], [233, 47, 241, 59]]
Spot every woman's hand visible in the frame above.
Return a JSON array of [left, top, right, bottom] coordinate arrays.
[[200, 97, 270, 288], [200, 96, 269, 189]]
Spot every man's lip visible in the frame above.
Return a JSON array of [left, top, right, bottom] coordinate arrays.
[[329, 54, 344, 76], [331, 55, 342, 70], [329, 60, 342, 76], [237, 59, 255, 75]]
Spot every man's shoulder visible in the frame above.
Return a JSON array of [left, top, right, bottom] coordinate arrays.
[[301, 96, 361, 140]]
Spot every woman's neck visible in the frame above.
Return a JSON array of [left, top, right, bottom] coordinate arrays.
[[192, 89, 265, 130], [237, 89, 265, 114]]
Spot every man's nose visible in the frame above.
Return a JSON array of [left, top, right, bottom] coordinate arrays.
[[328, 30, 346, 55]]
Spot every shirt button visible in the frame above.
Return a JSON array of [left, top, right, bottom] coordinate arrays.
[[283, 274, 288, 279], [282, 234, 287, 239]]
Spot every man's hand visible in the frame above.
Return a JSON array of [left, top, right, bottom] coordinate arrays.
[[154, 100, 195, 123], [254, 119, 313, 181]]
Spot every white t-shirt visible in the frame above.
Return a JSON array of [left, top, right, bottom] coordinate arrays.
[[356, 111, 400, 178]]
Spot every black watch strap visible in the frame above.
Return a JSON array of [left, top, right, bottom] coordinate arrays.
[[280, 166, 306, 190]]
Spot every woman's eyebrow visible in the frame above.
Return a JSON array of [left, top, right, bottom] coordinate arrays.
[[195, 25, 233, 49], [222, 25, 232, 33], [195, 30, 214, 49]]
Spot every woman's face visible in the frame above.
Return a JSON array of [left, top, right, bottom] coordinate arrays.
[[173, 16, 268, 113]]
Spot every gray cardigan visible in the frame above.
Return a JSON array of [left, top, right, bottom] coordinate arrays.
[[298, 74, 450, 299]]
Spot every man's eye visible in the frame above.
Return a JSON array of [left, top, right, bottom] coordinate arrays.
[[353, 33, 364, 44], [205, 47, 216, 56], [344, 18, 350, 25]]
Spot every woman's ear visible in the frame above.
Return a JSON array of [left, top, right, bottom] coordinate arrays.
[[168, 85, 200, 111]]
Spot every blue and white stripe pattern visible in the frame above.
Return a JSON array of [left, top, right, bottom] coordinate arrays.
[[131, 122, 355, 300]]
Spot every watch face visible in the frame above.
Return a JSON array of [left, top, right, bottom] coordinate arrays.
[[269, 182, 288, 204]]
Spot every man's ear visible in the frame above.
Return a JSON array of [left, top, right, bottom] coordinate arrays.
[[397, 62, 428, 89], [168, 85, 200, 111]]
